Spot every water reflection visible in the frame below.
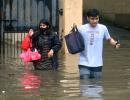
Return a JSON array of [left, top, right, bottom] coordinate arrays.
[[80, 79, 103, 99], [19, 66, 41, 96]]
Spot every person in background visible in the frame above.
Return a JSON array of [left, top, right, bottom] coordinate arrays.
[[31, 19, 61, 70], [20, 28, 34, 51], [28, 28, 34, 37], [78, 9, 120, 79]]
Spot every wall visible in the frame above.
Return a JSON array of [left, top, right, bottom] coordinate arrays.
[[83, 0, 130, 29], [59, 0, 83, 53]]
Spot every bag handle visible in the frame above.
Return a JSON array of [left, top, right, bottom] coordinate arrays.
[[71, 23, 78, 32]]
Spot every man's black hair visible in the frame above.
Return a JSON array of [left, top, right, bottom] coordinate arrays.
[[87, 9, 100, 17]]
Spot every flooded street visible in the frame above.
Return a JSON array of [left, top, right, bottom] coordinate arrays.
[[0, 26, 130, 100]]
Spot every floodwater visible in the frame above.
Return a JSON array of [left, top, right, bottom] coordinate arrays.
[[0, 26, 130, 100]]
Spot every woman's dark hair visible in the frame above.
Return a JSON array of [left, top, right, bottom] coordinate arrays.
[[87, 9, 100, 17], [25, 27, 33, 33], [32, 19, 52, 48], [39, 19, 51, 29]]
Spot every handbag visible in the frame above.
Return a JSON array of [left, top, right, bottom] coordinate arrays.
[[20, 34, 31, 51], [19, 48, 41, 62], [64, 24, 85, 54]]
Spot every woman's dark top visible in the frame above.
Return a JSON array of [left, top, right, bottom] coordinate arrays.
[[32, 31, 61, 70]]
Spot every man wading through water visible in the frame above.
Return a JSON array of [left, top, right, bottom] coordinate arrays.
[[78, 9, 120, 79]]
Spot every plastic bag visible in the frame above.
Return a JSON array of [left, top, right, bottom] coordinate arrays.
[[19, 48, 41, 62]]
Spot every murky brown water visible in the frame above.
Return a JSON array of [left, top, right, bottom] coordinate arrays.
[[0, 26, 130, 100]]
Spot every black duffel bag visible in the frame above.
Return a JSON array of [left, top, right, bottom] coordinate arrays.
[[64, 25, 85, 54]]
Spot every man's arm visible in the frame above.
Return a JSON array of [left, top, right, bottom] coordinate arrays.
[[107, 37, 120, 49]]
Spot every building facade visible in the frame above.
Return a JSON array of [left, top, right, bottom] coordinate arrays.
[[0, 0, 83, 57], [83, 0, 130, 29]]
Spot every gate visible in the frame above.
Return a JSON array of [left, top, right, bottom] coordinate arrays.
[[0, 0, 59, 59]]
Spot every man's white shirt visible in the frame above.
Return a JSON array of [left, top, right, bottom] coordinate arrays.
[[78, 24, 111, 67]]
